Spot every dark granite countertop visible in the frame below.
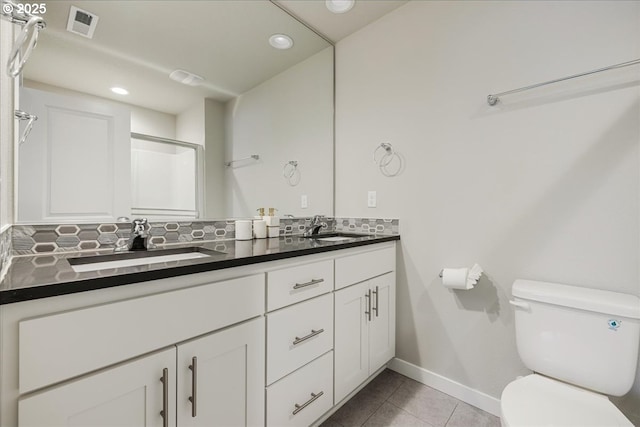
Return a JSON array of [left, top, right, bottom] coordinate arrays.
[[0, 233, 399, 305]]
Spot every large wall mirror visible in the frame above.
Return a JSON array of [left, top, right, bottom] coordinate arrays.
[[16, 0, 333, 223]]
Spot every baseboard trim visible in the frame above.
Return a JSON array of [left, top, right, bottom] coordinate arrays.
[[388, 358, 502, 417]]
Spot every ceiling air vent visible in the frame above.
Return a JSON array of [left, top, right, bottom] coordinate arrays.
[[66, 6, 99, 39]]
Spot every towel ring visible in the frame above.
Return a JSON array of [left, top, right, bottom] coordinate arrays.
[[373, 142, 402, 177], [283, 160, 300, 186], [7, 15, 45, 77], [15, 109, 37, 145]]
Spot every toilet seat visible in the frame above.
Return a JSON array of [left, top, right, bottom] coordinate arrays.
[[500, 374, 633, 427]]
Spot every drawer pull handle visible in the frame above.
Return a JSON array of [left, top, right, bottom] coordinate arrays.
[[373, 285, 379, 317], [160, 368, 169, 427], [293, 278, 324, 289], [293, 391, 324, 415], [189, 356, 197, 418], [365, 289, 372, 321], [293, 328, 325, 346]]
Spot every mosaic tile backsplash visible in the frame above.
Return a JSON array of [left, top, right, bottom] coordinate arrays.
[[0, 226, 11, 274], [8, 217, 399, 256]]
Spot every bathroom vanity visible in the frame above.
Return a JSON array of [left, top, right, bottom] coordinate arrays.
[[0, 235, 398, 426]]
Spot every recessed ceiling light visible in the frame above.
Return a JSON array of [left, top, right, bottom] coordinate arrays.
[[110, 87, 128, 95], [169, 69, 205, 86], [269, 34, 293, 50], [326, 0, 354, 13]]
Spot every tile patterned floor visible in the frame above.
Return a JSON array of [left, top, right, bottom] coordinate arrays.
[[321, 369, 500, 427]]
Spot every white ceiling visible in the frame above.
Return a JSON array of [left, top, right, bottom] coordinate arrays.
[[23, 1, 407, 115], [275, 0, 408, 43]]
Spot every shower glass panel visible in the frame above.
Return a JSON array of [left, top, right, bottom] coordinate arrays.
[[131, 137, 199, 219]]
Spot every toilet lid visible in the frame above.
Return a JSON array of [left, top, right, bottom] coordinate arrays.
[[501, 374, 633, 427]]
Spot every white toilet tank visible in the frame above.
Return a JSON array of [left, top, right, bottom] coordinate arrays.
[[512, 280, 640, 396]]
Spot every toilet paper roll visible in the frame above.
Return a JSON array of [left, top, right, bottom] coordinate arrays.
[[253, 220, 267, 239], [441, 268, 473, 290], [235, 220, 252, 241]]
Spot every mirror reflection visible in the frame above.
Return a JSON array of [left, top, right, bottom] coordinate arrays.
[[17, 0, 333, 223]]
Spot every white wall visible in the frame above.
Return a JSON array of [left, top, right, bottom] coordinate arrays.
[[0, 19, 15, 229], [23, 80, 176, 139], [24, 80, 176, 139], [176, 101, 205, 146], [204, 98, 226, 218], [225, 46, 333, 218], [176, 98, 226, 218], [335, 0, 640, 422]]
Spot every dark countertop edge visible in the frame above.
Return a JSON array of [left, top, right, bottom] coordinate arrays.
[[0, 235, 400, 305]]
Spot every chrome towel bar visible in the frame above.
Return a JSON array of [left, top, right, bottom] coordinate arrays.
[[487, 58, 640, 106]]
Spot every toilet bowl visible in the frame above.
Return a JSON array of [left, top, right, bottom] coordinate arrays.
[[501, 374, 633, 427], [501, 280, 640, 427]]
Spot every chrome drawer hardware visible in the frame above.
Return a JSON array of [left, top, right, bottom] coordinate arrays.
[[293, 329, 325, 346], [372, 286, 379, 317], [365, 289, 372, 321], [160, 368, 169, 427], [188, 356, 197, 417], [293, 278, 324, 290], [292, 391, 324, 415]]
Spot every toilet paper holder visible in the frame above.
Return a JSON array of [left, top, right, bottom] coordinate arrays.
[[438, 264, 484, 290]]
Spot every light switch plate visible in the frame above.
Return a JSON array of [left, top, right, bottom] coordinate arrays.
[[367, 191, 377, 208], [301, 194, 308, 209]]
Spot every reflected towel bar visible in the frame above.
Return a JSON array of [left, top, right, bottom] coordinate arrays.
[[225, 155, 260, 167], [487, 58, 640, 106]]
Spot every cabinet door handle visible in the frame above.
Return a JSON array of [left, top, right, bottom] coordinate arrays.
[[160, 367, 168, 427], [292, 391, 324, 415], [373, 285, 379, 318], [188, 356, 197, 418], [365, 289, 372, 321], [293, 328, 325, 346], [293, 278, 324, 289]]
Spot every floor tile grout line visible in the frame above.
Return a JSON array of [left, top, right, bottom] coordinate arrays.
[[443, 402, 459, 427], [359, 398, 385, 427]]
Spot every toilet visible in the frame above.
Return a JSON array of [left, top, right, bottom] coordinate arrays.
[[501, 279, 640, 427]]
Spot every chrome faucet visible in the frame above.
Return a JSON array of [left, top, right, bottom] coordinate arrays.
[[303, 215, 327, 237], [117, 218, 155, 251]]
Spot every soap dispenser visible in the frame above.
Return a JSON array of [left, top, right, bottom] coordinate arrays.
[[265, 207, 280, 238], [253, 208, 267, 239]]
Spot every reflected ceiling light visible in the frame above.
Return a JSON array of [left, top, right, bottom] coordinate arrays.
[[110, 87, 128, 95], [326, 0, 354, 13], [269, 34, 293, 50], [169, 69, 205, 86]]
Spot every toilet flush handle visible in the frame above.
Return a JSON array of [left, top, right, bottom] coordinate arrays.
[[509, 300, 530, 310]]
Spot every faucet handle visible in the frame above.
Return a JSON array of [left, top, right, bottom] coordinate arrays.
[[132, 218, 149, 234]]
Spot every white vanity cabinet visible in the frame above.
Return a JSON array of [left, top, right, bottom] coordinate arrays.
[[19, 318, 264, 427], [1, 240, 398, 427], [265, 260, 336, 425], [16, 274, 265, 427], [176, 317, 265, 426], [334, 248, 396, 404], [19, 347, 177, 426]]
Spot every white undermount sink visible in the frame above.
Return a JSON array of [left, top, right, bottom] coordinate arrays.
[[307, 233, 363, 242], [68, 247, 221, 273], [314, 236, 354, 242]]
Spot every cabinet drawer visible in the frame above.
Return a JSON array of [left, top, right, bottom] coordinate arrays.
[[266, 294, 333, 385], [266, 351, 333, 427], [267, 259, 333, 311], [19, 274, 264, 394], [335, 244, 395, 290]]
